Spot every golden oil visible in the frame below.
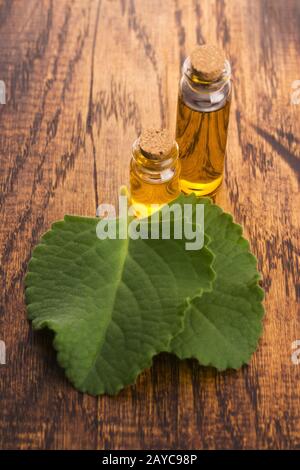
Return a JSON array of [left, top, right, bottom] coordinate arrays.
[[176, 44, 232, 196], [130, 129, 181, 217]]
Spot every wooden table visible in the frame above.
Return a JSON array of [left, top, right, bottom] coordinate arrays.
[[0, 0, 299, 450]]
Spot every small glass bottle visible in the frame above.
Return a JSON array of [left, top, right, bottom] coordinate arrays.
[[130, 128, 181, 216], [176, 44, 232, 196]]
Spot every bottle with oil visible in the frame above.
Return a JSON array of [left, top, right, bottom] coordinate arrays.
[[130, 128, 181, 216], [176, 44, 232, 196]]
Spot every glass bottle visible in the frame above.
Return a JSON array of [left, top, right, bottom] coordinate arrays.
[[176, 44, 232, 196], [130, 128, 181, 216]]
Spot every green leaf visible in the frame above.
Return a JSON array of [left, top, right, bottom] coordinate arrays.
[[170, 196, 264, 369], [25, 212, 214, 395]]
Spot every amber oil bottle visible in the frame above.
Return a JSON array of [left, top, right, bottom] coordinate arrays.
[[130, 128, 181, 216], [176, 44, 232, 196]]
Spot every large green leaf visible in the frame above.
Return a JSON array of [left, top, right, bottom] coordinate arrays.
[[170, 196, 264, 369], [25, 211, 214, 395]]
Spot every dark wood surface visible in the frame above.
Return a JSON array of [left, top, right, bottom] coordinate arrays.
[[0, 0, 300, 449]]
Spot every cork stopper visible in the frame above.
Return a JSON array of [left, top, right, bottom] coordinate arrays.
[[190, 44, 226, 81], [139, 128, 174, 159]]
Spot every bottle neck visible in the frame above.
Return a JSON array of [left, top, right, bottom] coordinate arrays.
[[131, 139, 179, 183], [180, 57, 232, 112]]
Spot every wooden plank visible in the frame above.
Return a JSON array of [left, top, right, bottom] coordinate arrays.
[[0, 0, 299, 449]]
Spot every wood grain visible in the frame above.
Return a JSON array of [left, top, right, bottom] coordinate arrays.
[[0, 0, 300, 449]]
